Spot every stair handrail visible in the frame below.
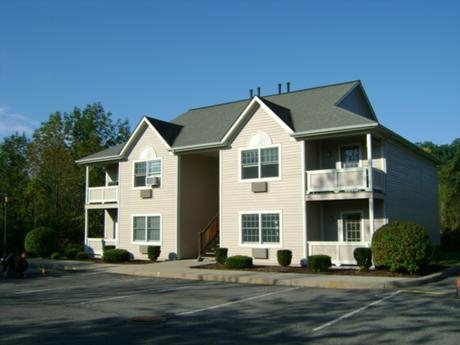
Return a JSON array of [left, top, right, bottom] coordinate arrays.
[[198, 214, 219, 257]]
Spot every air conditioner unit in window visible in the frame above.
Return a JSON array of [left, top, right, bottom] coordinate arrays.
[[146, 176, 160, 187]]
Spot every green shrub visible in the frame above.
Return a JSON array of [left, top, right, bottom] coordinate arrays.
[[24, 227, 59, 257], [147, 246, 161, 261], [225, 255, 253, 269], [102, 249, 130, 263], [371, 221, 431, 274], [353, 247, 372, 271], [277, 250, 292, 267], [75, 251, 89, 260], [50, 252, 61, 260], [308, 255, 332, 272], [215, 248, 228, 264], [103, 245, 116, 253], [63, 244, 84, 260]]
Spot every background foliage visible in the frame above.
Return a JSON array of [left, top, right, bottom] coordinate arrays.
[[0, 103, 129, 256]]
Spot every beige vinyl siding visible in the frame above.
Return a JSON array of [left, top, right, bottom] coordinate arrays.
[[178, 153, 219, 258], [118, 125, 179, 259], [384, 140, 440, 243], [221, 105, 305, 265]]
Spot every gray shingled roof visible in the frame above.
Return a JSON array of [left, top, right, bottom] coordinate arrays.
[[77, 80, 379, 163], [75, 143, 125, 164]]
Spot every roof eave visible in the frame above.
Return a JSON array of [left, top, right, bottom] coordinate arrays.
[[291, 123, 379, 140], [171, 142, 228, 154], [75, 155, 124, 165]]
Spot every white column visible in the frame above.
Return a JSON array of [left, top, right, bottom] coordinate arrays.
[[84, 166, 90, 248], [366, 133, 375, 239]]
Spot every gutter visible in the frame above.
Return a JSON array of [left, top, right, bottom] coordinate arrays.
[[171, 141, 228, 153], [291, 123, 378, 139], [75, 155, 124, 165]]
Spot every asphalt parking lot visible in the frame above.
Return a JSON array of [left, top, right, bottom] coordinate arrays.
[[1, 269, 458, 345]]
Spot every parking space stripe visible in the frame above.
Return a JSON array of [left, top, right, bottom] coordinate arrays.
[[177, 287, 300, 316], [312, 290, 401, 332]]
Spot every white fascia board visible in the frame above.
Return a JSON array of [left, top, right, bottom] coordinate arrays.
[[291, 123, 378, 139], [75, 155, 123, 165], [221, 96, 294, 144], [171, 142, 227, 153]]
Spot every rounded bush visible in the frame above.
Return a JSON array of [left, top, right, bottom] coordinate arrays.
[[215, 248, 228, 264], [75, 251, 89, 260], [63, 244, 83, 260], [103, 245, 116, 253], [371, 221, 431, 274], [102, 249, 130, 263], [277, 250, 292, 267], [24, 227, 59, 257], [353, 247, 372, 271], [225, 255, 253, 269], [147, 246, 161, 261], [50, 252, 61, 260], [308, 255, 332, 272]]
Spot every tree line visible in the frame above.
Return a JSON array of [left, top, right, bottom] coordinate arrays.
[[0, 103, 459, 255], [418, 139, 460, 249], [0, 103, 130, 256]]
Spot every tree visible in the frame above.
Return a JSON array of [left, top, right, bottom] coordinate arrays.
[[0, 133, 32, 255], [27, 103, 130, 246], [419, 139, 460, 249]]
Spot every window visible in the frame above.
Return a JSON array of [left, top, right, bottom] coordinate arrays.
[[134, 159, 162, 187], [133, 215, 161, 243], [341, 145, 360, 168], [241, 213, 280, 245], [342, 213, 362, 242], [241, 146, 279, 180]]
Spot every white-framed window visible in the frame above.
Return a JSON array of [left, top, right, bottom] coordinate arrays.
[[342, 212, 362, 242], [240, 212, 281, 246], [132, 215, 161, 243], [133, 158, 162, 188], [340, 145, 360, 169], [241, 146, 280, 180]]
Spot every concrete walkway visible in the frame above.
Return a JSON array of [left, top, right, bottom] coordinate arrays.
[[28, 258, 460, 290]]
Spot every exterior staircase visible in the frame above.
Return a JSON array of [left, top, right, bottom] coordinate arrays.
[[198, 214, 219, 260]]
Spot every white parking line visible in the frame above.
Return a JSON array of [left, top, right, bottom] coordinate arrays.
[[177, 287, 300, 316], [16, 286, 87, 294], [312, 290, 401, 332]]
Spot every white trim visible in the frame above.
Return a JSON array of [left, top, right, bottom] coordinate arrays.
[[291, 123, 378, 139], [219, 150, 223, 248], [301, 141, 307, 259], [340, 210, 364, 242], [238, 211, 283, 248], [131, 157, 163, 190], [131, 214, 162, 245], [222, 96, 293, 144], [238, 144, 282, 182]]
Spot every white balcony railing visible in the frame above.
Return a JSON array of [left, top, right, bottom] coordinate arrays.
[[306, 167, 385, 194], [87, 186, 119, 204], [308, 242, 370, 266]]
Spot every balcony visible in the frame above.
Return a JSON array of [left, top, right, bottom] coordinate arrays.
[[306, 167, 385, 198], [87, 186, 119, 204]]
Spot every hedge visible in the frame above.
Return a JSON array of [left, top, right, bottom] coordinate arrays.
[[308, 255, 332, 272], [277, 250, 292, 267], [147, 246, 161, 261], [102, 249, 130, 263], [215, 248, 228, 264], [353, 247, 372, 271], [225, 255, 253, 269]]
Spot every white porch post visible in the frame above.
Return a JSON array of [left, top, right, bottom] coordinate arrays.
[[84, 165, 90, 248], [84, 208, 89, 248], [366, 133, 375, 240]]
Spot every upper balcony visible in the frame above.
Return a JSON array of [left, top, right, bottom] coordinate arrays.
[[306, 167, 385, 200], [85, 163, 119, 207], [304, 133, 386, 201], [87, 185, 119, 205]]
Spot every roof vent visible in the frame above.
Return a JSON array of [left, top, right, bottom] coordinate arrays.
[[257, 87, 261, 97], [286, 82, 291, 93], [249, 89, 253, 98], [278, 83, 282, 94]]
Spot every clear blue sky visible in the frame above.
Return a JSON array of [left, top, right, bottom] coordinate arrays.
[[0, 0, 458, 145]]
